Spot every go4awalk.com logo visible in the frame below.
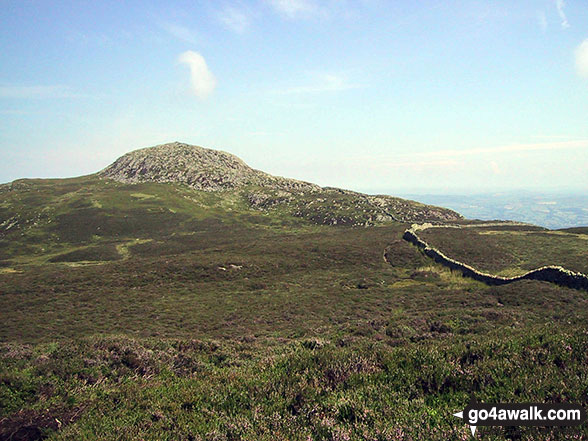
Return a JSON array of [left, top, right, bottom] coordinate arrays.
[[453, 396, 586, 437]]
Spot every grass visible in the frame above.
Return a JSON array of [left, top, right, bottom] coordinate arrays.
[[419, 225, 588, 276], [1, 177, 588, 439], [2, 327, 587, 440]]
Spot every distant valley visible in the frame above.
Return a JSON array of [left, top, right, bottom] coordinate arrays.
[[399, 192, 588, 230]]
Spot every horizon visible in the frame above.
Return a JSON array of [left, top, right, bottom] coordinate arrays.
[[2, 1, 588, 194], [3, 139, 588, 197], [4, 3, 588, 436]]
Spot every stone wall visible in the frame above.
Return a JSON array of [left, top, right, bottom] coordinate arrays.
[[402, 227, 588, 291]]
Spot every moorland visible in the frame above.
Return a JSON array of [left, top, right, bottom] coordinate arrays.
[[1, 143, 587, 440]]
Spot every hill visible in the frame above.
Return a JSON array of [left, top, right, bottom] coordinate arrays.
[[1, 143, 588, 440], [99, 141, 318, 192], [0, 142, 461, 266], [99, 141, 462, 225]]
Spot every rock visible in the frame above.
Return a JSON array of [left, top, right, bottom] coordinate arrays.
[[99, 142, 319, 193], [98, 142, 464, 224]]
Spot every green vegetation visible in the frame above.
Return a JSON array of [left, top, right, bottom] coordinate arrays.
[[1, 176, 588, 440], [2, 327, 587, 440], [419, 225, 588, 276]]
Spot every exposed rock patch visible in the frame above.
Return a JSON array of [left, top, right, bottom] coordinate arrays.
[[99, 142, 464, 225], [99, 142, 319, 193]]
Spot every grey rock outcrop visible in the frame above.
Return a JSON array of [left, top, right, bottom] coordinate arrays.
[[99, 142, 464, 225], [99, 142, 319, 192]]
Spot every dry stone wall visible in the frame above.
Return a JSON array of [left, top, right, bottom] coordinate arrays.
[[402, 225, 588, 291]]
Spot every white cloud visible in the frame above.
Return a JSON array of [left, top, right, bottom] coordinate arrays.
[[274, 73, 360, 94], [379, 158, 461, 172], [161, 23, 200, 45], [218, 5, 251, 33], [266, 0, 318, 18], [555, 0, 570, 29], [575, 39, 588, 78], [351, 140, 588, 168], [178, 51, 217, 100], [0, 85, 83, 99], [317, 139, 588, 191], [401, 140, 588, 159], [265, 0, 363, 21]]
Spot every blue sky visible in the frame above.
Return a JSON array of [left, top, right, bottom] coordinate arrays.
[[1, 0, 588, 194]]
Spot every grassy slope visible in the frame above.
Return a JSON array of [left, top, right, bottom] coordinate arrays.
[[419, 225, 588, 276], [1, 178, 588, 440]]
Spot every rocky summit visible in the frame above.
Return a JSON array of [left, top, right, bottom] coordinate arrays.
[[99, 142, 463, 225], [99, 142, 318, 192]]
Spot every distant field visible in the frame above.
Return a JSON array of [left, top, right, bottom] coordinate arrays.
[[399, 192, 588, 229]]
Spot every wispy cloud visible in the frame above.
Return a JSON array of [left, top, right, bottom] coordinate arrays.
[[0, 85, 84, 99], [160, 22, 200, 45], [575, 39, 588, 78], [263, 0, 366, 22], [555, 0, 570, 29], [266, 0, 319, 19], [377, 158, 461, 172], [530, 134, 581, 140], [350, 140, 588, 171], [0, 109, 29, 115], [218, 5, 252, 33], [411, 140, 588, 158], [432, 140, 588, 156], [274, 73, 360, 95], [330, 140, 588, 181], [178, 51, 217, 100], [537, 10, 547, 32]]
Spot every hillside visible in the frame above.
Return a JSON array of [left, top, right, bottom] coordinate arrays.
[[418, 223, 588, 276], [0, 142, 462, 268], [99, 142, 318, 192], [1, 143, 588, 440], [99, 142, 462, 225]]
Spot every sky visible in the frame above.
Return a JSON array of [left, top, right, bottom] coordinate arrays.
[[1, 0, 588, 194]]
